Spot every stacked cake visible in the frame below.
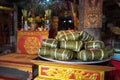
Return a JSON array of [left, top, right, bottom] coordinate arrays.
[[38, 30, 114, 62]]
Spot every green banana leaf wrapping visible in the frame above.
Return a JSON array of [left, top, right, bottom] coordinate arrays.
[[60, 41, 83, 52], [38, 47, 51, 57], [79, 31, 94, 41], [42, 39, 59, 48], [85, 41, 105, 49], [55, 31, 69, 40], [77, 49, 109, 61], [104, 47, 114, 57], [56, 31, 80, 41], [57, 30, 68, 35], [50, 48, 73, 60]]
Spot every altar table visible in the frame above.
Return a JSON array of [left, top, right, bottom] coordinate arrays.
[[0, 53, 37, 79], [0, 30, 49, 79], [31, 57, 114, 80]]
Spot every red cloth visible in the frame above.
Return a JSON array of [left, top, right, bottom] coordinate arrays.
[[106, 59, 120, 80], [111, 59, 120, 70]]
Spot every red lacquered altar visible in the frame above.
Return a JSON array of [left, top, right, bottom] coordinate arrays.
[[17, 30, 49, 54]]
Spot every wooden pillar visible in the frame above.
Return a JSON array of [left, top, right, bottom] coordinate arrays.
[[49, 16, 59, 39], [13, 3, 18, 51], [79, 0, 103, 40]]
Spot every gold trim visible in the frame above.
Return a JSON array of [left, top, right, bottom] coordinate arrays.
[[0, 6, 14, 11], [100, 71, 105, 80], [41, 66, 98, 80]]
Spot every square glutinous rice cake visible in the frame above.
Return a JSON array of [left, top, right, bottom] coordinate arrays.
[[77, 49, 109, 61], [60, 40, 83, 52], [42, 39, 59, 48], [50, 48, 74, 60]]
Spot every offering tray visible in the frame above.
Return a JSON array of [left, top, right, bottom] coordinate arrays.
[[38, 55, 111, 64]]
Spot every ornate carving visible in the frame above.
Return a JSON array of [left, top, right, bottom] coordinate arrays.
[[17, 31, 48, 54], [41, 67, 99, 80], [24, 37, 41, 54], [84, 0, 102, 28]]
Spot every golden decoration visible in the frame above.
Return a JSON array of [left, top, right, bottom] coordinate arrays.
[[17, 31, 49, 40], [42, 66, 97, 80], [0, 6, 14, 11], [24, 37, 40, 54]]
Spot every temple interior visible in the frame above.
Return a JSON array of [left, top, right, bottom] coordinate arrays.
[[0, 0, 120, 80]]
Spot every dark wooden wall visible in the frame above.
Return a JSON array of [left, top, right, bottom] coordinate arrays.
[[0, 11, 12, 47]]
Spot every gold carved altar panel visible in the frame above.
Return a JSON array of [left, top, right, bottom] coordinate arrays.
[[39, 66, 100, 80], [84, 0, 102, 28], [32, 60, 114, 80]]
